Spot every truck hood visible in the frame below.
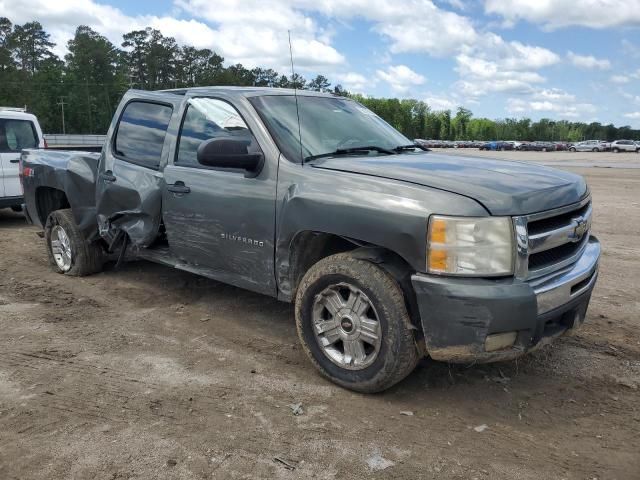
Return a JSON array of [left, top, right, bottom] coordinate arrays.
[[312, 153, 587, 216]]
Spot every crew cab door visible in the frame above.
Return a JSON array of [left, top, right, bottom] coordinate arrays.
[[96, 93, 181, 246], [162, 96, 277, 295], [0, 117, 39, 198]]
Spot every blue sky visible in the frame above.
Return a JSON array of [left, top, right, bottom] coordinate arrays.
[[3, 0, 640, 127]]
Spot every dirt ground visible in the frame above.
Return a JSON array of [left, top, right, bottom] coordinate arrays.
[[1, 154, 639, 479]]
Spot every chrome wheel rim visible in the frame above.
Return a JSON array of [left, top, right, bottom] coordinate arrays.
[[51, 225, 73, 271], [311, 283, 382, 370]]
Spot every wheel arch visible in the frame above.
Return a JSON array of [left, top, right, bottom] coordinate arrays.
[[283, 230, 422, 333], [35, 186, 70, 225]]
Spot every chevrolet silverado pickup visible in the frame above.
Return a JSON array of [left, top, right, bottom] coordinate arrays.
[[20, 87, 600, 392]]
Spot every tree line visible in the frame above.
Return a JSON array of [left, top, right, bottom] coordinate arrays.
[[1, 18, 638, 141]]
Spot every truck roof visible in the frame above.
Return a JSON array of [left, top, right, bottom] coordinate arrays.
[[154, 86, 339, 99], [0, 109, 39, 121]]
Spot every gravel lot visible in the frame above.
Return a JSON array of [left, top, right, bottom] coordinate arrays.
[[0, 151, 639, 479]]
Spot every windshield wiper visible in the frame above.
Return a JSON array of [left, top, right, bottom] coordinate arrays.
[[393, 143, 427, 152], [304, 145, 396, 162]]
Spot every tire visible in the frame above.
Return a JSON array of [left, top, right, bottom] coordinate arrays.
[[542, 147, 547, 152], [613, 148, 619, 153], [10, 205, 22, 213], [592, 148, 599, 152], [44, 209, 103, 276], [500, 147, 505, 151], [569, 147, 576, 152], [295, 253, 419, 393]]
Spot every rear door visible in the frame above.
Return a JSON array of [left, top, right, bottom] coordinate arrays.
[[162, 96, 278, 295], [96, 93, 182, 246], [0, 118, 39, 198]]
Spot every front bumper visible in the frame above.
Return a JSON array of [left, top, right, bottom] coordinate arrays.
[[411, 236, 600, 363]]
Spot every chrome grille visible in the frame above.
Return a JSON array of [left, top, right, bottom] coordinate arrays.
[[514, 197, 592, 280]]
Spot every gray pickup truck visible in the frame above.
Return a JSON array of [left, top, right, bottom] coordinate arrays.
[[20, 87, 600, 392]]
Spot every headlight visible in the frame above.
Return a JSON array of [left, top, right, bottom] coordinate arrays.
[[427, 215, 514, 276]]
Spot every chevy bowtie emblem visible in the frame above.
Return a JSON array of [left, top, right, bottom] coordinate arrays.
[[569, 216, 589, 242]]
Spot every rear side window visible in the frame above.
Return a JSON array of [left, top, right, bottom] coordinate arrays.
[[0, 119, 38, 152], [114, 101, 173, 169]]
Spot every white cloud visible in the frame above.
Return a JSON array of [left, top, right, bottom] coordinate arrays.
[[1, 0, 574, 114], [610, 75, 630, 84], [484, 0, 640, 29], [452, 43, 555, 98], [424, 93, 457, 110], [567, 51, 611, 70], [506, 88, 596, 119], [620, 90, 640, 104], [0, 0, 346, 70], [624, 112, 640, 119], [376, 65, 425, 93], [334, 72, 370, 92]]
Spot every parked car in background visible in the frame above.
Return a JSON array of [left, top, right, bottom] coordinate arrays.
[[0, 107, 44, 212], [479, 141, 514, 151], [415, 139, 446, 148], [569, 140, 609, 152], [610, 140, 639, 153], [520, 141, 555, 152], [554, 142, 569, 151]]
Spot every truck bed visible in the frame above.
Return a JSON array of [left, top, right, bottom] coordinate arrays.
[[21, 149, 101, 236]]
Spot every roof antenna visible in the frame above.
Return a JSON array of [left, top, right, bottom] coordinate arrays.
[[288, 30, 304, 163]]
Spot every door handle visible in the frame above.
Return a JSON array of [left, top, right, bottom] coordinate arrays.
[[9, 158, 19, 163], [167, 182, 191, 194], [100, 171, 116, 182]]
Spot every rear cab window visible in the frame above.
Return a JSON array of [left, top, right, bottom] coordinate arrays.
[[113, 101, 173, 169], [0, 118, 38, 153]]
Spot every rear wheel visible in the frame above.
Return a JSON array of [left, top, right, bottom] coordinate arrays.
[[592, 148, 599, 152], [613, 148, 619, 153], [295, 253, 419, 393], [45, 209, 103, 276]]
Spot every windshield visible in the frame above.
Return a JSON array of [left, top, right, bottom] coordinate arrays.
[[249, 95, 411, 163]]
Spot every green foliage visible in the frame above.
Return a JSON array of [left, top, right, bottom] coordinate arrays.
[[0, 17, 638, 140]]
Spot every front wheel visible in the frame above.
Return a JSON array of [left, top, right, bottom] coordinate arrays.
[[569, 147, 576, 152], [295, 253, 419, 393], [45, 209, 104, 276], [592, 148, 599, 152], [613, 148, 619, 153]]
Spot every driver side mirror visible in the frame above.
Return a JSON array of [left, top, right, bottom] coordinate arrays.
[[196, 137, 264, 175]]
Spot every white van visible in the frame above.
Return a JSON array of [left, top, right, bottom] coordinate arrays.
[[0, 107, 44, 211]]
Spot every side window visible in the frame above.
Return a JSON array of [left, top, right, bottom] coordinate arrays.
[[114, 101, 172, 169], [176, 97, 258, 168], [0, 119, 38, 152]]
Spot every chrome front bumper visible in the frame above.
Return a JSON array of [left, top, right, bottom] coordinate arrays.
[[531, 237, 600, 315]]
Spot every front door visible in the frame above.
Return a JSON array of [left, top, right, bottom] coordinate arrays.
[[0, 118, 39, 198], [162, 97, 277, 295]]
